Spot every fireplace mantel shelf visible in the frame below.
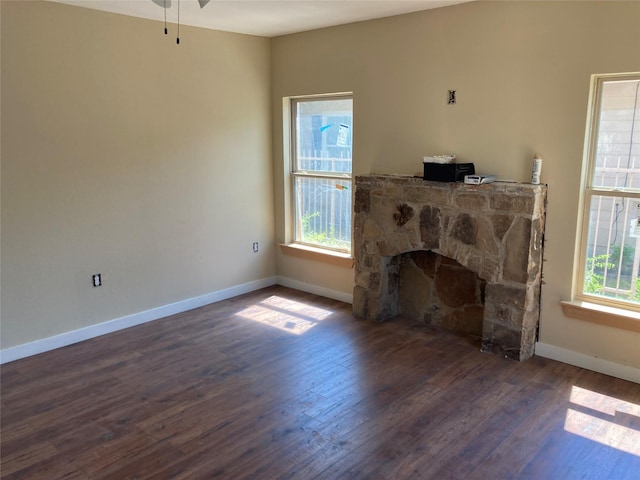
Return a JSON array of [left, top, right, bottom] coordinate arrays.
[[365, 174, 545, 192]]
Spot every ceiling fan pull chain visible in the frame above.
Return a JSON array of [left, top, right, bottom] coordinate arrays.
[[176, 0, 180, 44], [163, 0, 168, 34]]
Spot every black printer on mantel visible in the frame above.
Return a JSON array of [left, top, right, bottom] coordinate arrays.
[[423, 155, 474, 182]]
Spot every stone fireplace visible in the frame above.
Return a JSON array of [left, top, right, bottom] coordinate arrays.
[[353, 175, 547, 360]]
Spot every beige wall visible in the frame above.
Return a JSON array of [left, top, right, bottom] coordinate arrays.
[[272, 1, 640, 370], [1, 1, 274, 348]]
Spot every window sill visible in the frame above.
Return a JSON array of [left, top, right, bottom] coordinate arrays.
[[560, 300, 640, 333], [280, 243, 354, 268]]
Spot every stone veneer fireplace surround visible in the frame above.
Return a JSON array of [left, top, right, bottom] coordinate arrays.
[[353, 175, 547, 360]]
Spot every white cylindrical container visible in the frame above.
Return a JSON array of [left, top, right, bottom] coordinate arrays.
[[531, 154, 542, 185]]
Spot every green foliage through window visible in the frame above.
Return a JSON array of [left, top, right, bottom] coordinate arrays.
[[584, 249, 640, 302], [300, 211, 350, 250]]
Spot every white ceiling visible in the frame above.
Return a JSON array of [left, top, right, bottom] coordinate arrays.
[[51, 0, 474, 37]]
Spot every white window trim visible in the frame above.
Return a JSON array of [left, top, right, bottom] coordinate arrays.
[[571, 72, 640, 322], [282, 93, 354, 259]]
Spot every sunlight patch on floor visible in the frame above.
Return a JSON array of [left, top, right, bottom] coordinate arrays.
[[564, 385, 640, 456], [236, 295, 333, 335]]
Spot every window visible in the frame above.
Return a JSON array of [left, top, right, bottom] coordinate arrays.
[[577, 73, 640, 311], [290, 95, 353, 253]]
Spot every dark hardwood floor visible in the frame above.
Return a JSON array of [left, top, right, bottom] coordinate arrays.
[[2, 286, 639, 479]]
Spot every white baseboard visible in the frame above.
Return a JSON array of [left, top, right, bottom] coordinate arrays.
[[276, 276, 353, 304], [535, 342, 640, 384], [0, 277, 277, 365], [5, 280, 637, 385]]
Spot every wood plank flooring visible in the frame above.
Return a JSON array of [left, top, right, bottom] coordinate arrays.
[[2, 285, 639, 479]]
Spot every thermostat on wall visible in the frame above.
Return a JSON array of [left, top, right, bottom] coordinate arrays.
[[464, 175, 497, 185]]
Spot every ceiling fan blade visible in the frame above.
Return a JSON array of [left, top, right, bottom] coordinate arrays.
[[197, 0, 211, 8]]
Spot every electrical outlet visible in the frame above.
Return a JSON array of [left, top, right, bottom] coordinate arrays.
[[252, 242, 259, 253], [92, 273, 102, 287]]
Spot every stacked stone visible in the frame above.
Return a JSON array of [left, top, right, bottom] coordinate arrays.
[[352, 175, 547, 360]]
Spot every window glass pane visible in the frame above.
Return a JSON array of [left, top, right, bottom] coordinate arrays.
[[592, 80, 640, 189], [583, 194, 640, 305], [292, 95, 353, 252], [295, 99, 352, 173], [294, 176, 351, 251]]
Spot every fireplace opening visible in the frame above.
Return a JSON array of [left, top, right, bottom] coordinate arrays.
[[398, 250, 486, 339]]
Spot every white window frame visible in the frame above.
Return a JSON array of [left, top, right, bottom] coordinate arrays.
[[286, 93, 353, 255], [575, 72, 640, 313]]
